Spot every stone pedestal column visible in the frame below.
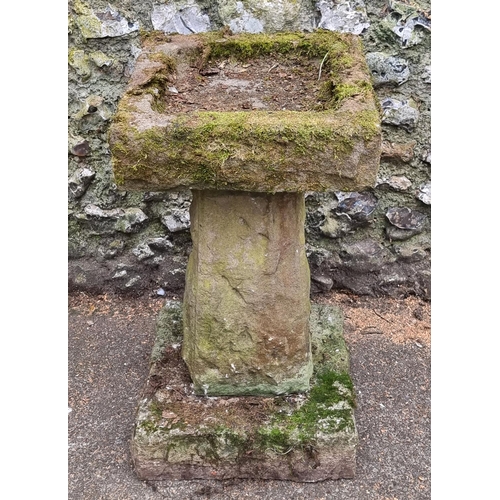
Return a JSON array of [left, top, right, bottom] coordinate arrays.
[[182, 190, 312, 396]]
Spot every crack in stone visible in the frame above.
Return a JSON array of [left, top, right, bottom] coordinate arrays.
[[221, 274, 248, 304]]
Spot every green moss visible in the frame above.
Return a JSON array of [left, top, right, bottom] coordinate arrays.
[[139, 29, 172, 44], [257, 427, 293, 454], [198, 30, 353, 69], [212, 426, 248, 452], [149, 400, 162, 419], [255, 370, 356, 452], [309, 371, 355, 408], [109, 30, 380, 193], [139, 419, 159, 434], [149, 53, 177, 73], [111, 107, 380, 192], [317, 80, 373, 110]]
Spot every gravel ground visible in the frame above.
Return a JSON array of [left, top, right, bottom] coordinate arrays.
[[68, 291, 430, 500]]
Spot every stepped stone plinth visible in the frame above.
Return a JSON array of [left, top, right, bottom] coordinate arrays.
[[109, 30, 381, 481]]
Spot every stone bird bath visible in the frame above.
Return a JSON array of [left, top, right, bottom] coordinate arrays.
[[109, 30, 381, 482]]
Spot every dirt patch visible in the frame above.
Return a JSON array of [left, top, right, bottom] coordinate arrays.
[[68, 292, 166, 319], [145, 342, 291, 431], [316, 291, 431, 346], [160, 53, 330, 113]]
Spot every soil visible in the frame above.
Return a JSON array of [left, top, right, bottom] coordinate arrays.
[[161, 53, 330, 113], [146, 344, 284, 431], [316, 292, 431, 347]]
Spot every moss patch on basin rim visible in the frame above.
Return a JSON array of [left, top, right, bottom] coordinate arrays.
[[109, 30, 381, 194], [110, 105, 380, 193]]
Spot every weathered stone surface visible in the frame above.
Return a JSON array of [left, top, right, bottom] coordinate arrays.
[[68, 0, 431, 301], [422, 65, 431, 84], [385, 207, 427, 241], [151, 1, 211, 34], [114, 208, 148, 233], [132, 301, 357, 482], [161, 210, 190, 233], [132, 242, 155, 261], [311, 274, 334, 292], [316, 0, 370, 35], [109, 31, 381, 193], [386, 207, 426, 230], [382, 1, 431, 48], [182, 190, 312, 396], [73, 2, 139, 40], [381, 140, 416, 163], [217, 0, 316, 33], [320, 216, 349, 239], [417, 182, 431, 205], [68, 167, 95, 199], [381, 97, 419, 131], [335, 191, 377, 224], [373, 1, 431, 50], [376, 175, 412, 191], [366, 52, 410, 86], [339, 238, 394, 273]]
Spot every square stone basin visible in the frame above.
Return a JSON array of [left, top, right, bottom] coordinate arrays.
[[109, 30, 381, 193]]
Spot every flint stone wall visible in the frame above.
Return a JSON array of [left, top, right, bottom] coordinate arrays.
[[68, 0, 431, 299]]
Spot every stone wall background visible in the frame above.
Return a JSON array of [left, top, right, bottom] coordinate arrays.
[[68, 0, 431, 299]]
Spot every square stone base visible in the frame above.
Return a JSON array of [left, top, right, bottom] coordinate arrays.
[[131, 301, 358, 482]]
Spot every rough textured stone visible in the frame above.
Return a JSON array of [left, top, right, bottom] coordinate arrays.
[[151, 1, 211, 34], [335, 191, 377, 224], [217, 0, 316, 33], [161, 210, 190, 233], [386, 207, 426, 230], [320, 216, 349, 239], [366, 52, 410, 86], [381, 97, 419, 131], [311, 274, 334, 292], [182, 190, 312, 396], [417, 181, 431, 205], [68, 167, 95, 198], [132, 301, 357, 482], [73, 2, 139, 39], [114, 208, 148, 233], [382, 1, 431, 48], [385, 207, 427, 241], [109, 31, 381, 193], [381, 140, 416, 163], [316, 0, 370, 35], [376, 175, 412, 191]]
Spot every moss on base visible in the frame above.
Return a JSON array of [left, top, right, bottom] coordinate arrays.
[[132, 302, 358, 481]]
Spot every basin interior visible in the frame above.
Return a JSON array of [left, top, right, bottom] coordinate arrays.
[[133, 30, 375, 116], [149, 46, 338, 114]]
